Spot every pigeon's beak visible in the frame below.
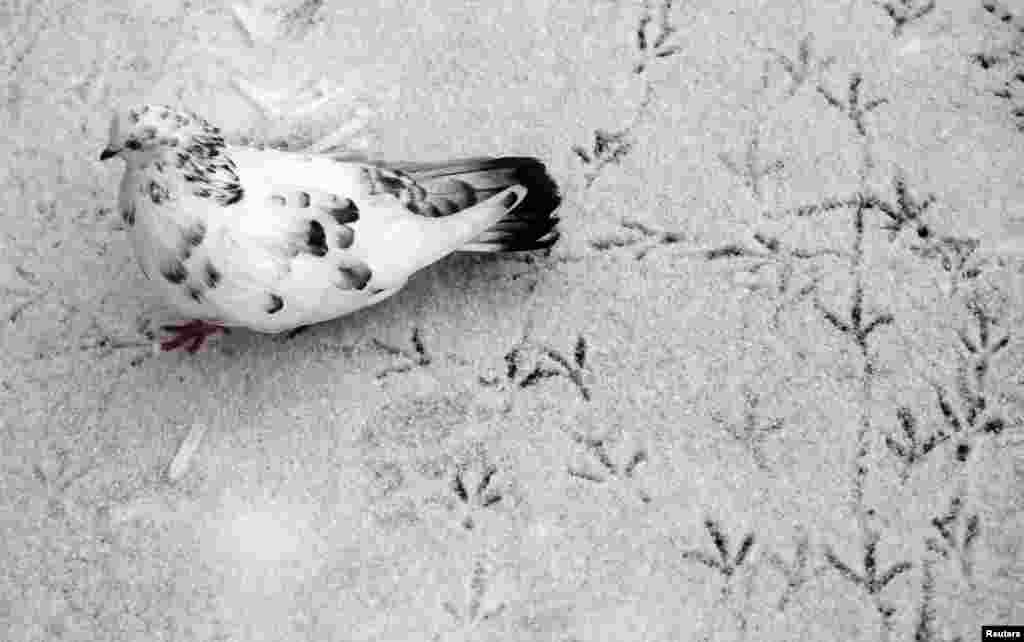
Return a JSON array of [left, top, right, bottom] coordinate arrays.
[[99, 146, 120, 161]]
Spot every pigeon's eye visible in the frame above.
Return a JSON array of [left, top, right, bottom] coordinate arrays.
[[125, 139, 142, 150]]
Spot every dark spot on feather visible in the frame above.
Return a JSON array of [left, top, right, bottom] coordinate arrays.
[[408, 201, 437, 217], [125, 138, 141, 151], [220, 187, 243, 206], [160, 259, 187, 284], [186, 138, 226, 162], [337, 225, 354, 249], [338, 262, 372, 290], [141, 125, 157, 139], [410, 183, 428, 202], [187, 287, 202, 302], [193, 188, 211, 198], [128, 110, 141, 123], [147, 180, 170, 204], [203, 261, 221, 288], [324, 197, 359, 223], [183, 221, 206, 247], [176, 153, 188, 168], [269, 194, 286, 207], [266, 294, 284, 314], [296, 192, 311, 208], [307, 220, 328, 256], [377, 175, 405, 193], [153, 160, 165, 173], [159, 110, 169, 119], [436, 198, 463, 216], [956, 443, 970, 461], [121, 202, 136, 226]]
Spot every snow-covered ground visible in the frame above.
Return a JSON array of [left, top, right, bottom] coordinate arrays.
[[2, 1, 1022, 640]]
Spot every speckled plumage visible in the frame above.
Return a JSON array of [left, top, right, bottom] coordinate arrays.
[[101, 104, 562, 340]]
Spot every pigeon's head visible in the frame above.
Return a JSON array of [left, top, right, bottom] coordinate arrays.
[[99, 104, 220, 164]]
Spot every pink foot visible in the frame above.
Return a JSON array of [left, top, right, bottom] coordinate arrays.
[[160, 320, 229, 353]]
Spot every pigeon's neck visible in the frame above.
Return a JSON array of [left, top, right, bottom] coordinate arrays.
[[130, 130, 245, 208]]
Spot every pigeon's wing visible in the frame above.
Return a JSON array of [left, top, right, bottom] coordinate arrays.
[[198, 147, 525, 332]]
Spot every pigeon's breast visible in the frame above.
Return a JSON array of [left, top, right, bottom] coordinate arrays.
[[122, 167, 226, 321]]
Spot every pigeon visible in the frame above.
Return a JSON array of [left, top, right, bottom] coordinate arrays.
[[99, 104, 562, 352]]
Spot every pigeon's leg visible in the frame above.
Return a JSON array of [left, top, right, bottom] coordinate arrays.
[[160, 320, 229, 353]]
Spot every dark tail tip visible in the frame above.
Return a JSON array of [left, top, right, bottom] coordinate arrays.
[[397, 155, 562, 252], [505, 156, 562, 221], [481, 157, 561, 252]]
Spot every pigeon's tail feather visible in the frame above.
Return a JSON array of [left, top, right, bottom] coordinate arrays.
[[393, 157, 562, 252]]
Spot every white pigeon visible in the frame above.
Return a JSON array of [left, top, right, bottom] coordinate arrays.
[[100, 104, 562, 352]]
